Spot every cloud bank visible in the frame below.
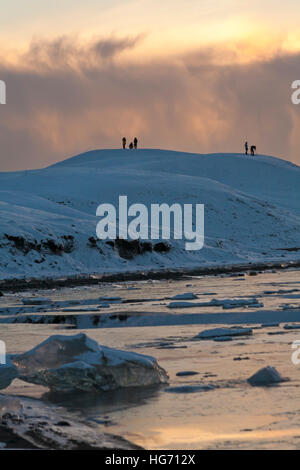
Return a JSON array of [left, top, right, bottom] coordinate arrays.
[[0, 35, 299, 171]]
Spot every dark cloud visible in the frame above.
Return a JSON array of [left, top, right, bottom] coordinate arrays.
[[0, 36, 299, 171], [20, 34, 144, 71], [92, 36, 144, 59]]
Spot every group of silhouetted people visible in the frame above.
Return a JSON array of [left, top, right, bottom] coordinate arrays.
[[122, 137, 256, 155], [122, 137, 138, 150], [244, 141, 256, 156]]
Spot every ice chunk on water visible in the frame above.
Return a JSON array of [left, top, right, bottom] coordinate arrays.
[[247, 366, 286, 386], [22, 297, 52, 305], [284, 324, 300, 330], [11, 333, 168, 393], [196, 327, 252, 339], [168, 298, 261, 309], [99, 296, 121, 302], [176, 371, 199, 377], [170, 293, 198, 300], [0, 358, 19, 390]]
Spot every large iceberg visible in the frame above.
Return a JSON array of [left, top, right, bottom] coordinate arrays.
[[11, 333, 168, 393]]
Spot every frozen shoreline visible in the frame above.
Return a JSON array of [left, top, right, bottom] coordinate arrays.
[[0, 394, 142, 450], [0, 257, 299, 292]]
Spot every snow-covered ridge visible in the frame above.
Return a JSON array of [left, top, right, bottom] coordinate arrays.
[[0, 149, 299, 280]]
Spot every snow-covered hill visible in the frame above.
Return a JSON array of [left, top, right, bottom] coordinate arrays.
[[0, 149, 299, 280]]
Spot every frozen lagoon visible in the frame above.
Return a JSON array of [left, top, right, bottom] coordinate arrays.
[[1, 267, 300, 449]]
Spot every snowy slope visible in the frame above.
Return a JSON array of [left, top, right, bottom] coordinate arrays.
[[0, 149, 299, 280]]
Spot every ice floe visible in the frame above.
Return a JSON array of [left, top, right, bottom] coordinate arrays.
[[170, 293, 198, 300], [247, 366, 286, 386], [176, 371, 199, 377], [196, 327, 253, 340], [168, 298, 262, 309], [283, 324, 300, 330], [21, 297, 52, 305]]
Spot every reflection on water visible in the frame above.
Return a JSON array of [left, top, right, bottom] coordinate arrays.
[[42, 384, 163, 418], [131, 423, 300, 449], [2, 268, 300, 449]]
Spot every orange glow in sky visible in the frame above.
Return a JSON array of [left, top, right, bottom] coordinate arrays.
[[1, 0, 300, 170], [1, 0, 300, 63]]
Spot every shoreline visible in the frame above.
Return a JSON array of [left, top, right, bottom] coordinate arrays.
[[0, 394, 144, 451], [0, 258, 299, 293]]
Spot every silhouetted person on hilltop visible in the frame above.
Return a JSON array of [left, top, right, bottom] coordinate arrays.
[[122, 137, 126, 149], [244, 141, 248, 155], [251, 145, 256, 156], [134, 137, 138, 149], [129, 142, 133, 150]]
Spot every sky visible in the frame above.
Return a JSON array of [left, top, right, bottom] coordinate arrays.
[[0, 0, 300, 170]]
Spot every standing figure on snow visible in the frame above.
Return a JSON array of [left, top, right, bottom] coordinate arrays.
[[129, 142, 133, 150], [134, 137, 138, 149], [244, 141, 248, 155], [250, 145, 256, 156], [122, 137, 126, 149]]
